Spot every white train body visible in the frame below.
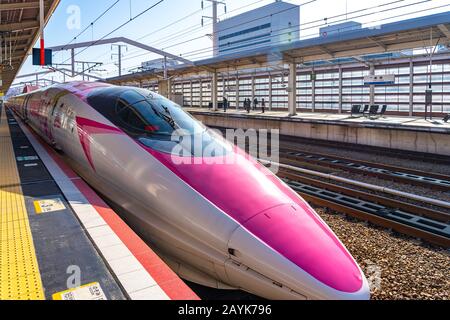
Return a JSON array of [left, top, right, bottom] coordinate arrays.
[[6, 82, 370, 300]]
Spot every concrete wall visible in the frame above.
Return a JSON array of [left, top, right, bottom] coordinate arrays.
[[192, 113, 450, 156]]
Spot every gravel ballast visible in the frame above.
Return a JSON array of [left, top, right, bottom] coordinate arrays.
[[316, 207, 450, 300]]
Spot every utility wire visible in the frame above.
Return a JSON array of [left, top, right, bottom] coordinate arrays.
[[183, 1, 447, 61], [178, 0, 428, 58], [114, 0, 443, 74], [57, 0, 122, 53], [59, 0, 166, 65], [100, 0, 412, 71], [114, 0, 413, 62], [90, 0, 267, 66]]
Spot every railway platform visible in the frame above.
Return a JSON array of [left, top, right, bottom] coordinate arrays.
[[186, 108, 450, 156], [0, 105, 198, 300]]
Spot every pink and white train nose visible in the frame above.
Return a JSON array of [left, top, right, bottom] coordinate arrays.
[[226, 203, 371, 300], [142, 145, 370, 299]]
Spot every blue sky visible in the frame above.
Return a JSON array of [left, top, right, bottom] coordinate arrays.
[[15, 0, 450, 86]]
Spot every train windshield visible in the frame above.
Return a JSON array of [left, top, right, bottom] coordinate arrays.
[[87, 87, 231, 157], [115, 89, 205, 136]]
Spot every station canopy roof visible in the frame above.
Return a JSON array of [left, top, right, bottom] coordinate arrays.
[[0, 0, 60, 95], [107, 11, 450, 84]]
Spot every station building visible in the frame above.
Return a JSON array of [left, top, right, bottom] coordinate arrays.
[[216, 0, 300, 56], [139, 52, 450, 117], [110, 9, 450, 118]]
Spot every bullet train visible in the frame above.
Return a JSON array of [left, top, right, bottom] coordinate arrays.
[[6, 82, 370, 300]]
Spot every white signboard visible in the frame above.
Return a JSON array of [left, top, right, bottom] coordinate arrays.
[[364, 74, 395, 85]]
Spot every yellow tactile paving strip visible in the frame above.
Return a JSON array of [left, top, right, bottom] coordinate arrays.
[[0, 107, 45, 300]]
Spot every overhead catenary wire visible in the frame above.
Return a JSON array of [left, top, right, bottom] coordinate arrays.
[[178, 0, 443, 61], [107, 0, 437, 74], [106, 0, 410, 67], [56, 0, 122, 54], [164, 0, 423, 54], [98, 0, 326, 71], [151, 0, 268, 48], [54, 0, 444, 81], [117, 2, 447, 80], [89, 0, 268, 68], [59, 0, 166, 66]]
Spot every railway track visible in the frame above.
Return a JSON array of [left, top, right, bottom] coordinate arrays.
[[279, 134, 450, 166], [211, 126, 450, 165], [213, 126, 450, 190], [213, 126, 450, 247], [276, 168, 450, 248], [279, 147, 450, 191]]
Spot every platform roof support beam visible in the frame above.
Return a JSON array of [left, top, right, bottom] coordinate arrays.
[[288, 62, 297, 117], [167, 78, 172, 100], [367, 37, 387, 51], [235, 76, 239, 110], [0, 1, 47, 10], [48, 37, 194, 66], [437, 24, 450, 41], [369, 63, 375, 105], [71, 49, 75, 77], [199, 79, 203, 108], [409, 59, 414, 116], [311, 68, 316, 113], [338, 66, 343, 114], [190, 81, 193, 107], [251, 76, 255, 103], [212, 71, 218, 111], [222, 74, 226, 103], [268, 74, 273, 111]]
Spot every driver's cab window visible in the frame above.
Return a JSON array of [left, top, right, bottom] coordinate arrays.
[[116, 100, 147, 134]]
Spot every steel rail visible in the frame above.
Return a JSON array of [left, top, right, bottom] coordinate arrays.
[[276, 170, 450, 248]]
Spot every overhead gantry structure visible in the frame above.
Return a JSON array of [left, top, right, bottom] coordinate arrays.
[[46, 37, 195, 97], [0, 0, 60, 95], [106, 11, 450, 116]]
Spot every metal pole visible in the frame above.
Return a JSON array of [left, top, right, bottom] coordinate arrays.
[[167, 78, 172, 100], [9, 33, 11, 66], [212, 1, 218, 56], [39, 0, 45, 65], [268, 74, 272, 111], [0, 34, 2, 64], [190, 80, 193, 107], [338, 66, 343, 113], [235, 75, 239, 110], [429, 28, 433, 120], [118, 45, 122, 77], [82, 62, 85, 81], [409, 59, 414, 117], [251, 76, 255, 102], [212, 71, 218, 111], [311, 71, 316, 113], [163, 56, 168, 79], [71, 49, 75, 77], [369, 64, 375, 105], [288, 62, 297, 116], [199, 79, 203, 108]]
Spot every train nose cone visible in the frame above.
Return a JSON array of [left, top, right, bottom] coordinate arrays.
[[141, 144, 369, 299], [228, 203, 370, 300]]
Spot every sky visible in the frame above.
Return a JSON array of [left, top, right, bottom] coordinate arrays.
[[13, 0, 450, 87]]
